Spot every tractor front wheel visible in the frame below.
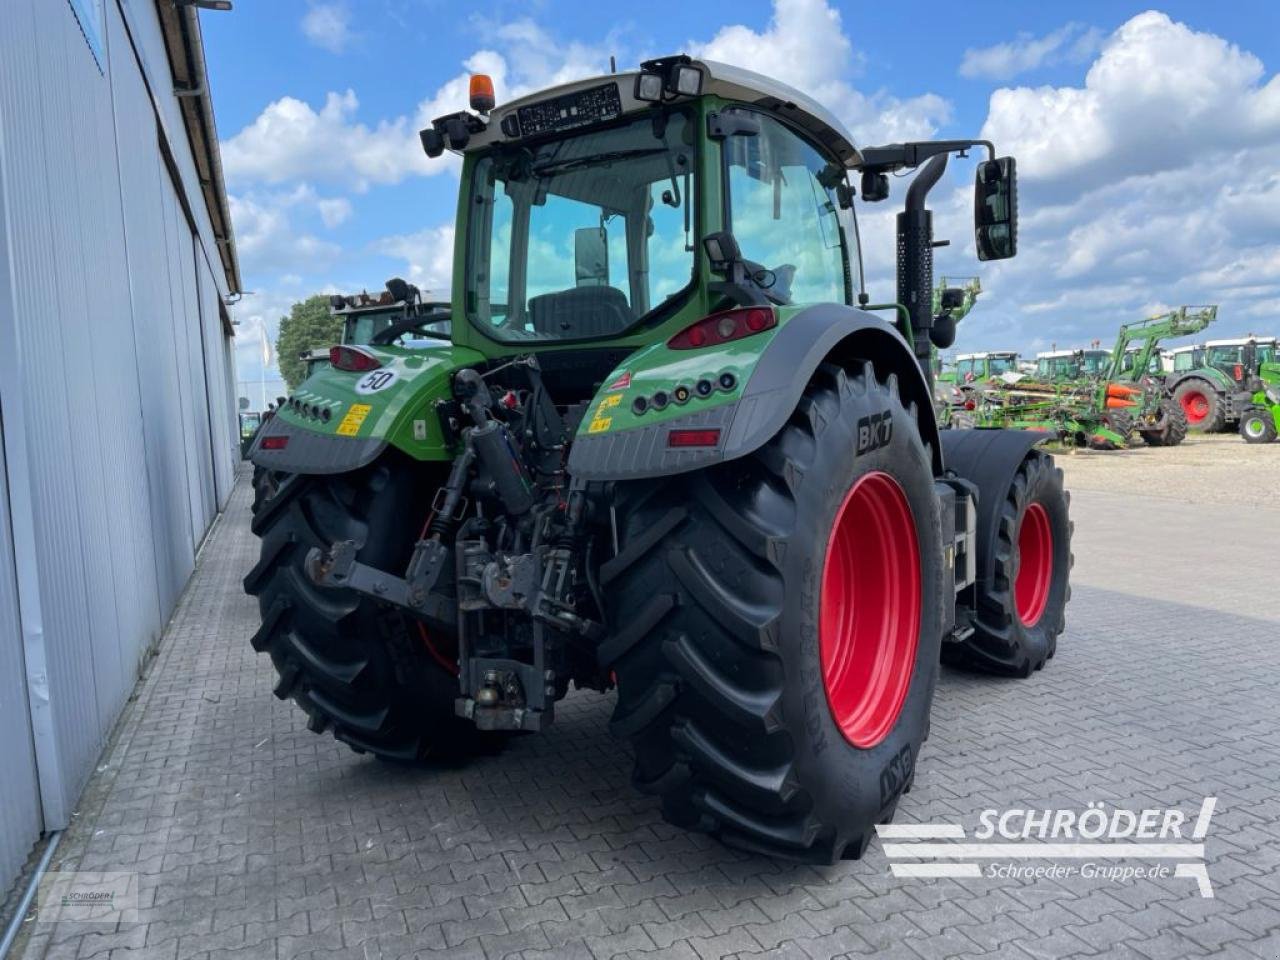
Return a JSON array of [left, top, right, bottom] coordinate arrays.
[[1239, 409, 1278, 444], [1141, 401, 1188, 447], [600, 363, 943, 862], [942, 451, 1072, 677], [1174, 380, 1225, 432]]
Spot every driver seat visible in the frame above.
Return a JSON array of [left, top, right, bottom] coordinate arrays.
[[528, 286, 632, 338]]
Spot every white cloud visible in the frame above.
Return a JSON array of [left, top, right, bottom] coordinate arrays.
[[373, 225, 455, 296], [914, 11, 1280, 354], [229, 185, 350, 272], [959, 22, 1103, 81], [689, 0, 950, 143], [221, 90, 433, 190], [316, 196, 352, 228], [301, 3, 353, 55], [981, 12, 1280, 187], [223, 0, 951, 194]]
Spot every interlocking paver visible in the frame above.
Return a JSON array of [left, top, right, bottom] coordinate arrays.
[[10, 470, 1280, 960]]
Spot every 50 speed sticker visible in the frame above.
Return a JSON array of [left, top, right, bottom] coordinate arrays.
[[355, 368, 398, 394]]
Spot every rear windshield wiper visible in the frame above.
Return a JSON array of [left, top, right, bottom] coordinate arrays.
[[532, 148, 667, 177]]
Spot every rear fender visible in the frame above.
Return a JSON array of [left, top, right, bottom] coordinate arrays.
[[249, 343, 483, 475], [939, 429, 1048, 588], [567, 304, 941, 480]]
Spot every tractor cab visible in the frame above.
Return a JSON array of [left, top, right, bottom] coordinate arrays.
[[1205, 336, 1276, 383], [1166, 343, 1204, 374], [1120, 347, 1160, 376], [1035, 349, 1084, 381], [954, 350, 1018, 381], [1079, 349, 1110, 378]]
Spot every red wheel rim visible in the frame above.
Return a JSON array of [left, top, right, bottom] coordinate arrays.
[[819, 471, 920, 749], [1180, 390, 1208, 424], [1015, 502, 1053, 627]]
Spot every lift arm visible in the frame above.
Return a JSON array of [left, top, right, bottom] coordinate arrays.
[[1105, 305, 1218, 382]]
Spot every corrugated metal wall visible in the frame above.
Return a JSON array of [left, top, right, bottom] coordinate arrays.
[[0, 0, 237, 900], [0, 399, 43, 904]]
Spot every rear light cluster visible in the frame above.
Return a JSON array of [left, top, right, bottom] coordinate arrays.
[[668, 307, 776, 350], [261, 435, 289, 450], [286, 396, 333, 423], [330, 345, 382, 372], [632, 371, 736, 416]]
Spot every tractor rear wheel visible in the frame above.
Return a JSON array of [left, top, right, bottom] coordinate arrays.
[[243, 456, 499, 761], [1174, 379, 1225, 432], [1141, 402, 1188, 447], [600, 363, 943, 863], [942, 451, 1072, 677], [1239, 409, 1277, 444]]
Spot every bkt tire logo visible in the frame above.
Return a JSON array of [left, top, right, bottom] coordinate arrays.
[[877, 797, 1218, 897]]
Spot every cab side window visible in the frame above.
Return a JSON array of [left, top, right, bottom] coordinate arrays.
[[724, 114, 846, 305]]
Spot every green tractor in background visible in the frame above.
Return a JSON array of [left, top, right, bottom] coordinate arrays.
[[255, 281, 452, 510], [1097, 305, 1218, 447], [1165, 333, 1275, 432], [245, 57, 1073, 861], [300, 281, 453, 378], [1239, 359, 1280, 443]]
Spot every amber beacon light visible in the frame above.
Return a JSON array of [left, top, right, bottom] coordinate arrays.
[[469, 74, 496, 112]]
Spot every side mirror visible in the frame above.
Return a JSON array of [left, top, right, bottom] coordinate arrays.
[[861, 169, 889, 203], [574, 227, 608, 287], [940, 287, 965, 311], [974, 156, 1017, 261]]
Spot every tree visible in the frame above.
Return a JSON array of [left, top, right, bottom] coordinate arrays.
[[276, 294, 342, 391]]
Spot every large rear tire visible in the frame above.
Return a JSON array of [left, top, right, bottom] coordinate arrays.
[[1174, 379, 1225, 433], [942, 451, 1072, 677], [600, 363, 943, 863], [243, 456, 498, 761]]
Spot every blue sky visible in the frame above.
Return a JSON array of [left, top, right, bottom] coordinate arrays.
[[204, 1, 1280, 397]]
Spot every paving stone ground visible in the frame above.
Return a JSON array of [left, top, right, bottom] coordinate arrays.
[[13, 461, 1280, 960]]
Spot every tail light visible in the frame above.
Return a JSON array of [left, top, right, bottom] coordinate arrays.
[[261, 435, 289, 450], [668, 307, 776, 350], [330, 345, 382, 373], [1234, 363, 1244, 381]]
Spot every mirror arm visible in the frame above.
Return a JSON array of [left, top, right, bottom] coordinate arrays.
[[858, 139, 994, 175]]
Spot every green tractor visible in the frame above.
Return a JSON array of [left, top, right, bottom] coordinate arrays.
[[1165, 334, 1274, 432], [1239, 359, 1280, 443], [301, 280, 453, 378], [245, 57, 1073, 861], [256, 281, 451, 510], [1097, 306, 1218, 447]]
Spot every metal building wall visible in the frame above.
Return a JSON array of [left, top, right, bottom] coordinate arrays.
[[0, 0, 238, 897], [0, 348, 43, 904]]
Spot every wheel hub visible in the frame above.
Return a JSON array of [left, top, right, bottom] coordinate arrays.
[[1180, 390, 1209, 423], [1015, 502, 1053, 627], [819, 471, 920, 749]]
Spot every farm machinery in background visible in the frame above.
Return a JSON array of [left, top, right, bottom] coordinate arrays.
[[952, 306, 1219, 449], [1162, 331, 1275, 432], [1239, 357, 1280, 443]]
